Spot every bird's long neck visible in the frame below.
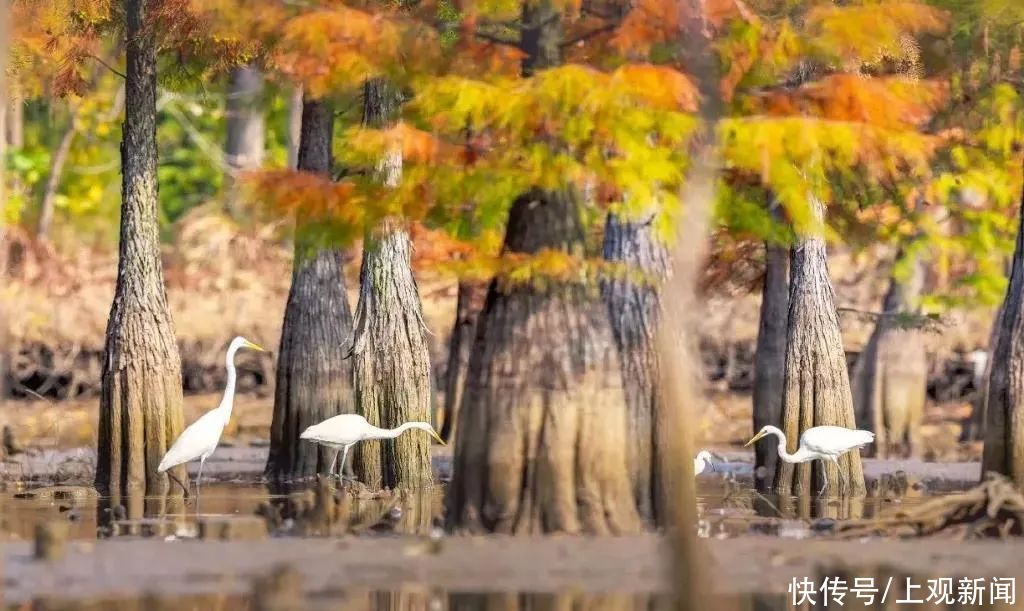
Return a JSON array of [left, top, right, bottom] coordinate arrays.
[[769, 428, 813, 464], [374, 421, 432, 439], [218, 346, 240, 417]]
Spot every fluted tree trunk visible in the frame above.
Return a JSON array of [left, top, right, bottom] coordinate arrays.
[[439, 280, 483, 443], [851, 253, 927, 459], [264, 98, 353, 481], [224, 64, 264, 214], [95, 0, 186, 503], [601, 212, 669, 524], [752, 228, 789, 492], [351, 78, 434, 490], [773, 197, 866, 496], [983, 170, 1024, 486], [447, 189, 640, 534]]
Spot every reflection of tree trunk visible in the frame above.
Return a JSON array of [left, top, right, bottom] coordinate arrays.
[[224, 64, 265, 214], [447, 189, 639, 535], [984, 167, 1024, 486], [773, 196, 866, 496], [752, 215, 789, 491], [602, 212, 669, 524], [38, 120, 76, 239], [95, 0, 186, 505], [351, 77, 434, 491], [265, 98, 353, 481], [851, 254, 927, 459], [440, 280, 483, 443]]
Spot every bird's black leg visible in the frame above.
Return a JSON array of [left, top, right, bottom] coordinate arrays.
[[167, 469, 190, 499]]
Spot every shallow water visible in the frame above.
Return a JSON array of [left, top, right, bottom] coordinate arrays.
[[0, 476, 963, 545]]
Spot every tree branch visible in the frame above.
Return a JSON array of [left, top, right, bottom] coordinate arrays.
[[87, 54, 126, 80], [474, 31, 520, 47], [561, 22, 619, 47]]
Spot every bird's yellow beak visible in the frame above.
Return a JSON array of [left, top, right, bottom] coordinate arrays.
[[744, 430, 767, 448], [429, 429, 445, 446], [245, 340, 266, 352]]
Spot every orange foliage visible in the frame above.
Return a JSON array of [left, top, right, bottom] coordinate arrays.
[[612, 64, 700, 112], [751, 75, 949, 130], [241, 169, 367, 230]]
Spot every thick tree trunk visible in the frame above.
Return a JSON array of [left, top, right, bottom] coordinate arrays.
[[601, 212, 669, 524], [752, 233, 789, 492], [224, 65, 264, 214], [38, 119, 75, 239], [773, 197, 866, 496], [983, 172, 1024, 486], [265, 98, 353, 481], [447, 189, 640, 535], [351, 77, 434, 490], [439, 280, 484, 443], [95, 0, 186, 503], [851, 254, 927, 459]]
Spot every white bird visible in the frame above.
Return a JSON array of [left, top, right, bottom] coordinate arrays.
[[158, 336, 265, 495], [744, 425, 874, 494], [694, 449, 725, 475], [300, 414, 444, 481]]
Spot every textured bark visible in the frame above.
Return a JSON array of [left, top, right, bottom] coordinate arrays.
[[520, 0, 561, 76], [95, 0, 186, 503], [851, 254, 927, 459], [265, 98, 354, 481], [447, 189, 640, 535], [601, 212, 669, 524], [38, 120, 75, 239], [439, 280, 484, 443], [351, 77, 434, 490], [773, 197, 866, 496], [984, 171, 1024, 486], [752, 234, 789, 491]]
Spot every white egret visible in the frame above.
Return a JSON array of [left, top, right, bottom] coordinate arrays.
[[744, 425, 874, 494], [299, 414, 444, 480], [158, 336, 265, 495], [694, 450, 725, 475]]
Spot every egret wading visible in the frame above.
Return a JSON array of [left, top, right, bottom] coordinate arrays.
[[300, 414, 444, 481], [694, 450, 725, 475], [158, 336, 265, 496], [744, 425, 874, 495]]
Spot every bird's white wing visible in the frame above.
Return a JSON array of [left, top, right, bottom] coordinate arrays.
[[158, 409, 226, 472], [800, 426, 874, 456]]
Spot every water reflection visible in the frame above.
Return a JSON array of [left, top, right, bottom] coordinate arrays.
[[8, 590, 789, 611]]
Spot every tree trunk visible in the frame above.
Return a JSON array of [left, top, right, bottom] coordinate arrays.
[[224, 64, 265, 214], [95, 0, 186, 504], [286, 86, 303, 170], [851, 253, 928, 459], [439, 280, 484, 443], [752, 233, 789, 492], [38, 119, 76, 239], [773, 197, 866, 496], [601, 212, 669, 524], [351, 77, 434, 490], [983, 170, 1024, 486], [0, 0, 9, 403], [963, 305, 1000, 442], [264, 98, 353, 481], [446, 189, 640, 535]]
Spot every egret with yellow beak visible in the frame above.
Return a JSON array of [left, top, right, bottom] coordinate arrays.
[[158, 336, 266, 496], [744, 425, 874, 494]]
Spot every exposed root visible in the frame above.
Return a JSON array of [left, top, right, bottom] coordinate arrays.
[[836, 472, 1024, 539]]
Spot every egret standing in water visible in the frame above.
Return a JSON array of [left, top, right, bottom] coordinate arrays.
[[744, 425, 874, 494], [158, 336, 265, 496], [694, 450, 725, 475], [300, 414, 444, 481]]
